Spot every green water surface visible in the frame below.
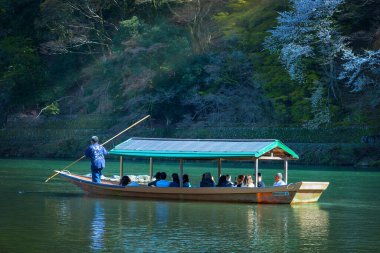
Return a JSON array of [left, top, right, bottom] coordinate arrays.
[[0, 159, 379, 252]]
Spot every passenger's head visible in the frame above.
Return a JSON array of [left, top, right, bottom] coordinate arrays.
[[91, 136, 99, 144], [120, 175, 131, 186], [204, 172, 212, 180], [160, 172, 167, 180], [244, 175, 251, 184], [183, 174, 189, 183], [172, 173, 180, 183], [218, 175, 227, 185], [246, 175, 253, 184], [226, 174, 231, 181], [258, 172, 262, 179], [154, 172, 161, 180], [275, 173, 283, 182], [237, 175, 245, 184]]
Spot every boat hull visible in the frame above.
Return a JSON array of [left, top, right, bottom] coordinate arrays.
[[57, 171, 329, 204]]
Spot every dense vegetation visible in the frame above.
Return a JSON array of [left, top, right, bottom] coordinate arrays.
[[0, 0, 379, 164], [1, 0, 379, 126]]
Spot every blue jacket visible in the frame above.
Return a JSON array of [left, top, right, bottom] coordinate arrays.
[[85, 143, 107, 169]]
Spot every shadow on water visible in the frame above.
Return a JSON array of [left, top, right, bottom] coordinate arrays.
[[16, 191, 85, 198]]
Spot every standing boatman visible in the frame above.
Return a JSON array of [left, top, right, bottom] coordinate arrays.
[[85, 136, 107, 183]]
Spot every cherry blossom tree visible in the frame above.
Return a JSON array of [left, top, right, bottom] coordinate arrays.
[[264, 0, 345, 100]]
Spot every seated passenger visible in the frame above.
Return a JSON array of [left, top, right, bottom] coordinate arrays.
[[128, 180, 140, 186], [119, 175, 139, 187], [156, 172, 170, 187], [226, 174, 232, 183], [234, 175, 245, 187], [225, 174, 234, 187], [217, 175, 226, 187], [243, 174, 255, 187], [148, 172, 161, 187], [169, 173, 180, 187], [273, 172, 286, 187], [183, 174, 191, 187], [216, 175, 233, 187], [257, 173, 265, 188], [200, 172, 215, 187]]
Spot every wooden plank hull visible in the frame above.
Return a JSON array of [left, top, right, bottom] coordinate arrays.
[[57, 171, 329, 204]]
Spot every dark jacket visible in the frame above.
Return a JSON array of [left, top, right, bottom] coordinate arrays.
[[200, 179, 215, 187], [169, 181, 180, 187], [258, 181, 266, 188], [148, 180, 159, 187], [217, 181, 233, 187]]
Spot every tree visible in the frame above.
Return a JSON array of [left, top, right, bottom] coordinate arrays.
[[0, 37, 47, 112], [263, 0, 350, 127], [264, 0, 346, 100], [165, 0, 226, 54], [38, 0, 132, 56], [339, 48, 380, 91]]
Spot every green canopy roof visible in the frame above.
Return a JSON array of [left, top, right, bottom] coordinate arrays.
[[109, 138, 299, 160]]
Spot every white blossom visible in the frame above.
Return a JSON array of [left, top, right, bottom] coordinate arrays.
[[264, 0, 345, 84], [339, 49, 380, 91]]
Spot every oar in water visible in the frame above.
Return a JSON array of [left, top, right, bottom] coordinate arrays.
[[44, 115, 151, 182]]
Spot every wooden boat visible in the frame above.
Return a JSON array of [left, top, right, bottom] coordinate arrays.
[[57, 138, 329, 204]]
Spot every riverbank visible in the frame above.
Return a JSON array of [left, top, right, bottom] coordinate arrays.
[[1, 114, 379, 167]]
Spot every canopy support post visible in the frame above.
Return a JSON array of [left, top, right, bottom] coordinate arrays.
[[119, 156, 124, 178], [179, 159, 184, 188], [284, 159, 288, 184], [218, 158, 222, 178], [149, 157, 153, 181], [255, 158, 259, 187]]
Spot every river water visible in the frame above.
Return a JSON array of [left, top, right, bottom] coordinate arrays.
[[0, 159, 379, 252]]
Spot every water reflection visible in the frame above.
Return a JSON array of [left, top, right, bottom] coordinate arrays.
[[57, 200, 71, 226], [90, 201, 105, 251], [50, 199, 72, 238], [50, 197, 330, 252], [291, 204, 330, 251], [155, 202, 170, 226], [92, 200, 328, 252], [247, 204, 330, 252]]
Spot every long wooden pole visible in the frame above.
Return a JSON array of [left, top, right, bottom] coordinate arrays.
[[44, 115, 150, 182]]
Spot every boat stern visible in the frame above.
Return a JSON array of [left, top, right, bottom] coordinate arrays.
[[290, 181, 329, 204]]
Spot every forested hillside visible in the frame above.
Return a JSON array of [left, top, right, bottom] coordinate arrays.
[[1, 0, 379, 126], [0, 0, 379, 164]]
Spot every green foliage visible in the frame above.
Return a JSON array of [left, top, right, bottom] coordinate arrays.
[[43, 102, 60, 116], [0, 0, 41, 39], [120, 16, 143, 37], [0, 0, 378, 129], [113, 16, 145, 49], [0, 37, 47, 109], [104, 18, 193, 119], [338, 0, 380, 49], [214, 0, 314, 124]]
